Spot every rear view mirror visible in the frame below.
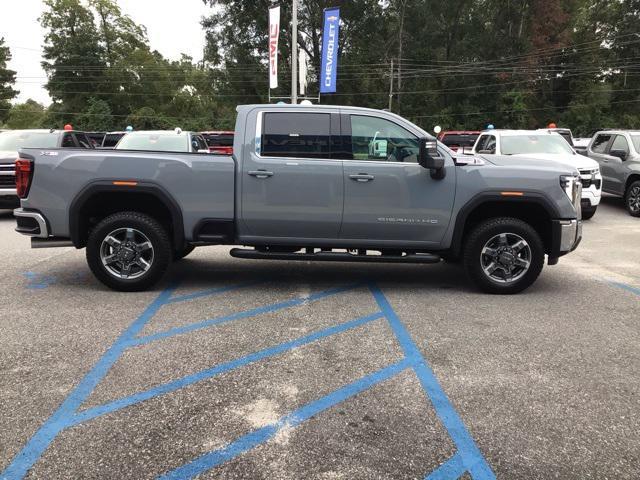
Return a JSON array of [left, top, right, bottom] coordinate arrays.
[[418, 138, 445, 180], [610, 149, 627, 161]]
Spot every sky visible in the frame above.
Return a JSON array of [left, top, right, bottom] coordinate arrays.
[[0, 0, 212, 105]]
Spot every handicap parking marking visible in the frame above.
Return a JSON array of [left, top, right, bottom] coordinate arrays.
[[1, 280, 495, 480], [608, 281, 640, 297]]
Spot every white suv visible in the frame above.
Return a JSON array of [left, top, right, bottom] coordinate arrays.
[[471, 130, 602, 219]]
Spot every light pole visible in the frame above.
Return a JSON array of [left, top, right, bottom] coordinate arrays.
[[291, 0, 298, 104]]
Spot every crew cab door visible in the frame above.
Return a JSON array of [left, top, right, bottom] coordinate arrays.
[[340, 113, 456, 246], [240, 110, 343, 239]]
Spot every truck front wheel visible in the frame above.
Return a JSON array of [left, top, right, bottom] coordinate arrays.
[[86, 211, 172, 291], [463, 217, 545, 294]]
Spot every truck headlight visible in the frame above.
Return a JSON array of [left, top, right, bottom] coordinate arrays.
[[560, 174, 582, 212]]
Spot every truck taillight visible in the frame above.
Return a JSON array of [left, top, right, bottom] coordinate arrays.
[[15, 159, 33, 198]]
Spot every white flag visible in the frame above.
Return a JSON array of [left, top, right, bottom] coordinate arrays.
[[299, 49, 308, 95], [268, 7, 280, 89]]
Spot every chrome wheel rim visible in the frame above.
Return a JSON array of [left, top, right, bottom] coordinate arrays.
[[628, 186, 640, 214], [480, 233, 532, 284], [100, 228, 154, 280]]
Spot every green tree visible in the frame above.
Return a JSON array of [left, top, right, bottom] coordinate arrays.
[[76, 96, 113, 130], [125, 106, 171, 130], [4, 99, 46, 129], [40, 0, 107, 120], [0, 37, 18, 124]]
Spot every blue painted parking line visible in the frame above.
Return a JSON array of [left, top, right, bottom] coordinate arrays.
[[1, 280, 495, 480], [609, 281, 640, 297], [69, 311, 384, 426], [0, 283, 178, 480], [370, 284, 495, 480], [129, 283, 362, 347], [158, 359, 412, 480]]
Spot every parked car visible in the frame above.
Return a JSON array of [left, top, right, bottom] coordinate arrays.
[[586, 130, 640, 217], [100, 131, 127, 149], [538, 127, 575, 147], [472, 129, 602, 219], [437, 130, 480, 153], [0, 129, 93, 210], [14, 104, 582, 294], [572, 137, 591, 156], [201, 130, 234, 154], [114, 129, 209, 153]]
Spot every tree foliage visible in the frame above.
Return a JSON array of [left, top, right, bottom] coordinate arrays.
[[0, 37, 18, 124], [2, 0, 639, 134]]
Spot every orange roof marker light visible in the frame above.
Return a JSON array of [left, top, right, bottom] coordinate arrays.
[[548, 122, 557, 128], [63, 124, 73, 131], [112, 181, 138, 186], [501, 191, 524, 196]]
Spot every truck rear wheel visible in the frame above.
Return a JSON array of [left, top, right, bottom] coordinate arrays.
[[86, 211, 172, 291], [463, 217, 545, 294]]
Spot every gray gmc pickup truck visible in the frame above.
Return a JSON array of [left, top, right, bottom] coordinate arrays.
[[14, 104, 582, 294]]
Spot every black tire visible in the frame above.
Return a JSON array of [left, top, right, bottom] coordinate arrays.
[[625, 180, 640, 217], [463, 217, 545, 295], [581, 206, 597, 220], [173, 245, 195, 261], [86, 211, 172, 292]]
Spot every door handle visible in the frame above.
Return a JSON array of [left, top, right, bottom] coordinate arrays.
[[349, 173, 375, 182], [248, 170, 274, 178]]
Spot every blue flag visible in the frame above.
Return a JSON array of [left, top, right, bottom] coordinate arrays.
[[320, 8, 340, 94]]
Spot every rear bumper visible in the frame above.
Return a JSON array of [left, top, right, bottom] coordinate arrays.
[[14, 208, 49, 238], [549, 218, 582, 261]]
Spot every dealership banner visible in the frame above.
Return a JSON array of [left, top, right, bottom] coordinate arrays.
[[320, 7, 340, 93], [268, 6, 280, 89]]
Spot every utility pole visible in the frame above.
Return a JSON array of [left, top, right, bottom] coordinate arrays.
[[291, 0, 298, 104], [388, 58, 394, 111]]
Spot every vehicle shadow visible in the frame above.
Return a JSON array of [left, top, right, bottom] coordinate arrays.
[[599, 194, 625, 209], [0, 209, 14, 221]]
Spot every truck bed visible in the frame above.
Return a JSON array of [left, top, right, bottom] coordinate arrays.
[[19, 148, 236, 241]]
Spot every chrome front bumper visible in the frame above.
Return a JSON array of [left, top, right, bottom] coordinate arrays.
[[558, 219, 582, 253]]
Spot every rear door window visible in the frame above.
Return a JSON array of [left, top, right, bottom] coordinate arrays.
[[261, 112, 331, 158], [591, 134, 612, 153]]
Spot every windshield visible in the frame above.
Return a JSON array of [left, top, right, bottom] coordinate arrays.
[[631, 135, 640, 153], [501, 134, 574, 155], [0, 131, 59, 151], [115, 133, 188, 152]]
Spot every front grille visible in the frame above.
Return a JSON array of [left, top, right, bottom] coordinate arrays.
[[578, 169, 600, 189], [0, 174, 15, 187]]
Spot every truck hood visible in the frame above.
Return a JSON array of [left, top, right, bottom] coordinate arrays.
[[479, 154, 579, 175], [508, 152, 599, 170], [0, 150, 18, 163]]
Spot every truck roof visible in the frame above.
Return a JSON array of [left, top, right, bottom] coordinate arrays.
[[236, 104, 433, 138]]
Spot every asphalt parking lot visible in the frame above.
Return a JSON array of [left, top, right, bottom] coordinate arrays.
[[1, 196, 639, 480]]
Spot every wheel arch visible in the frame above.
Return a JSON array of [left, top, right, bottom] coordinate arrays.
[[450, 193, 560, 258], [625, 173, 640, 193], [69, 181, 184, 250]]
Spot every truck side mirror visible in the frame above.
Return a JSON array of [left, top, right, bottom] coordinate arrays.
[[418, 138, 446, 179]]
